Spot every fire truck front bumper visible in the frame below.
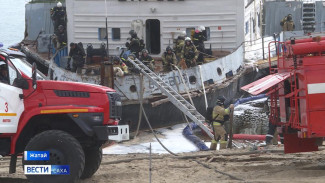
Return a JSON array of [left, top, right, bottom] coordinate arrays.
[[93, 125, 129, 142]]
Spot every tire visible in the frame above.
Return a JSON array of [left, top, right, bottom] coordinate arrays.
[[80, 146, 102, 179], [23, 130, 85, 183]]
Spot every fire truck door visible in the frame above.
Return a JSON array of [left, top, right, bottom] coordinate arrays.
[[0, 60, 24, 133]]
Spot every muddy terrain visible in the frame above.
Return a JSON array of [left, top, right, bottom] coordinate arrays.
[[1, 146, 325, 183]]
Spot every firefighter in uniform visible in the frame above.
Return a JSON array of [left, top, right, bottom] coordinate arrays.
[[162, 46, 177, 72], [113, 56, 129, 77], [52, 25, 67, 49], [280, 14, 295, 31], [139, 49, 154, 71], [193, 25, 206, 64], [66, 42, 86, 73], [210, 96, 234, 150], [264, 98, 284, 145], [181, 37, 199, 68], [51, 2, 66, 33], [174, 31, 186, 61], [126, 30, 141, 58]]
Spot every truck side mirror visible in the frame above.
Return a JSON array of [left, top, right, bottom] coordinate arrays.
[[32, 62, 37, 89]]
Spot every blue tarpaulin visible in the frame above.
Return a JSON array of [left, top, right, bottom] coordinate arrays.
[[234, 94, 266, 107], [183, 122, 210, 151]]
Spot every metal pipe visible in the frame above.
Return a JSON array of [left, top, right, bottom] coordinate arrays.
[[285, 36, 325, 45], [149, 143, 152, 183], [291, 41, 325, 55], [198, 65, 208, 110], [104, 0, 109, 57]]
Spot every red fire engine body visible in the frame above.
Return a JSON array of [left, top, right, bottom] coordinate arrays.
[[242, 36, 325, 153], [0, 51, 128, 183]]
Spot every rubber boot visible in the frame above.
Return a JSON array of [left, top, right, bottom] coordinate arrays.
[[272, 131, 279, 145], [210, 142, 217, 150], [220, 141, 227, 149], [265, 135, 273, 145]]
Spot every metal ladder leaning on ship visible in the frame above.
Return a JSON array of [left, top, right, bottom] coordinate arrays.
[[127, 57, 214, 139]]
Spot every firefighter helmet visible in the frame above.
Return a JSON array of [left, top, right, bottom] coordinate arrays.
[[166, 46, 172, 52], [129, 30, 135, 35], [197, 25, 205, 32], [58, 25, 64, 31], [113, 56, 121, 64], [185, 37, 192, 45], [129, 30, 137, 38], [180, 31, 186, 36], [142, 49, 148, 55], [216, 96, 226, 106]]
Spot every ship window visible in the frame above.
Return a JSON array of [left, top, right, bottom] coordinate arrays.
[[130, 85, 137, 93], [245, 21, 249, 35], [217, 67, 222, 76], [186, 28, 195, 39], [98, 28, 107, 40], [203, 27, 210, 41], [112, 28, 121, 41], [189, 76, 197, 84]]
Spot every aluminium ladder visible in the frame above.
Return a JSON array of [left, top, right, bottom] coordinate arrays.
[[127, 58, 214, 139]]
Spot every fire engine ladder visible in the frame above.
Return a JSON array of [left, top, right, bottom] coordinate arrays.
[[288, 72, 306, 129], [302, 2, 316, 33], [127, 58, 214, 139]]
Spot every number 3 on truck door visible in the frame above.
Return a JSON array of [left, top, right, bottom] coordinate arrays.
[[0, 58, 24, 133]]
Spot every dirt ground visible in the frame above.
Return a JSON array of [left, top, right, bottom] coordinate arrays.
[[1, 146, 325, 183]]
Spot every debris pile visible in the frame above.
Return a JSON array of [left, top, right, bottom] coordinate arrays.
[[232, 98, 269, 135]]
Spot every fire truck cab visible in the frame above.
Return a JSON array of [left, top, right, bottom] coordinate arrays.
[[0, 51, 129, 183], [242, 36, 325, 154]]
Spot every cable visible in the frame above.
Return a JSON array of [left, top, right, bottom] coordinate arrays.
[[140, 94, 178, 156], [193, 159, 244, 181]]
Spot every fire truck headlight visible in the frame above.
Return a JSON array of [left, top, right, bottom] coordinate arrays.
[[92, 115, 103, 122]]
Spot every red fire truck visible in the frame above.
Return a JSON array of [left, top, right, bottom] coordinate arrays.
[[242, 36, 325, 154], [0, 51, 129, 183]]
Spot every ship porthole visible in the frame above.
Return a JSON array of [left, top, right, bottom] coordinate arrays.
[[130, 85, 137, 93], [189, 76, 197, 84], [217, 67, 222, 76]]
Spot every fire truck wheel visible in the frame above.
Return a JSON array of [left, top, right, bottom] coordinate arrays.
[[22, 130, 85, 183], [80, 146, 102, 179]]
